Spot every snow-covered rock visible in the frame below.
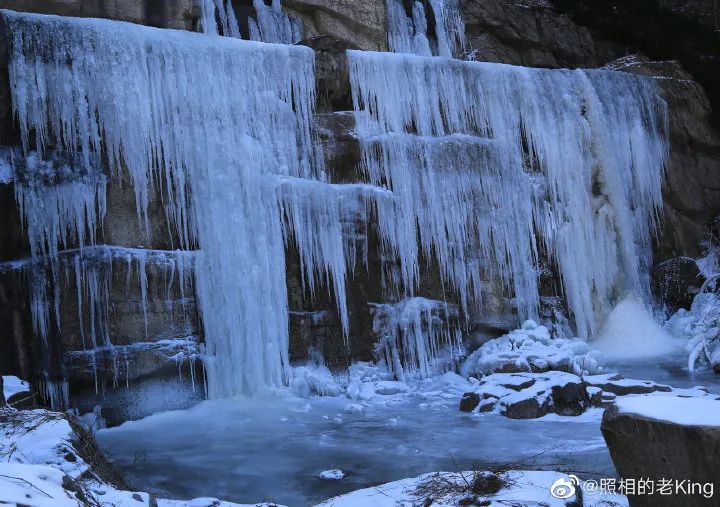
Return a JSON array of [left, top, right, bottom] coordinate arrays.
[[602, 397, 720, 507], [1, 376, 31, 407], [461, 320, 604, 378], [318, 469, 346, 480], [459, 371, 602, 419], [584, 373, 672, 396]]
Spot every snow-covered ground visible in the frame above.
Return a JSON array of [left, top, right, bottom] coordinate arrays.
[[317, 470, 629, 507]]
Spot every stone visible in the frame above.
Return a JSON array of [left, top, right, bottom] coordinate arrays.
[[503, 396, 548, 419], [0, 0, 199, 30], [299, 36, 358, 113], [284, 0, 386, 51], [584, 374, 673, 396], [462, 372, 600, 419], [459, 392, 480, 412], [652, 256, 705, 313], [602, 402, 720, 507], [462, 0, 623, 68]]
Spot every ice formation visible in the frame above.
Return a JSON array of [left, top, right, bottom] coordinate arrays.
[[666, 292, 720, 372], [372, 297, 464, 380], [249, 0, 303, 44], [386, 0, 465, 57], [349, 51, 668, 338], [200, 0, 240, 37], [277, 177, 393, 336], [2, 10, 380, 398], [201, 0, 302, 44]]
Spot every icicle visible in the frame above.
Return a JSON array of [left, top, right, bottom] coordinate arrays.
[[276, 177, 392, 336], [385, 0, 465, 57], [200, 0, 241, 38], [372, 297, 464, 380], [4, 11, 322, 397], [348, 51, 668, 337], [250, 0, 303, 44]]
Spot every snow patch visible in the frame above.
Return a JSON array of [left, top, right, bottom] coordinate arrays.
[[614, 396, 720, 427]]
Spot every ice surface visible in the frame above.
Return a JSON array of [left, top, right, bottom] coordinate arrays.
[[614, 396, 720, 426], [348, 51, 668, 337]]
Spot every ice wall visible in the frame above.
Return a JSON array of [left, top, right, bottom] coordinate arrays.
[[349, 51, 668, 338], [386, 0, 465, 57]]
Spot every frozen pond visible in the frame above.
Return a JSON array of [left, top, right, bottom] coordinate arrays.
[[97, 361, 719, 506], [97, 382, 609, 505]]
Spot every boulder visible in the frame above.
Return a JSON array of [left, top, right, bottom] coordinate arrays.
[[602, 397, 720, 507], [460, 371, 601, 419], [459, 391, 480, 412]]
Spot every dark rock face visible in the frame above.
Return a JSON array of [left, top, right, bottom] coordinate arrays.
[[299, 36, 358, 113], [652, 256, 705, 313], [0, 0, 199, 30], [602, 405, 720, 507]]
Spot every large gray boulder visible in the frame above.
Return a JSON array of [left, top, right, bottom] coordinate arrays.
[[602, 396, 720, 507]]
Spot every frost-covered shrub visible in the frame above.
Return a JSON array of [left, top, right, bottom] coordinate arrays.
[[666, 291, 720, 372], [461, 320, 604, 378]]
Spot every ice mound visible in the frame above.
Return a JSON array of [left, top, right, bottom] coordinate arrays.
[[593, 296, 681, 360]]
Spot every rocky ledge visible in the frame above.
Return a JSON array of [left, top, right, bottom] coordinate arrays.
[[602, 396, 720, 507]]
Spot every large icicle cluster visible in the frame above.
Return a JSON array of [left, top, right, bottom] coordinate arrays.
[[201, 0, 302, 44], [372, 297, 463, 380], [276, 177, 393, 336], [386, 0, 465, 57], [3, 10, 385, 397], [349, 51, 668, 338], [249, 0, 303, 44]]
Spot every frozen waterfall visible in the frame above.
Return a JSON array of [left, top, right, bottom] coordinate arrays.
[[2, 10, 355, 397], [348, 51, 668, 338]]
